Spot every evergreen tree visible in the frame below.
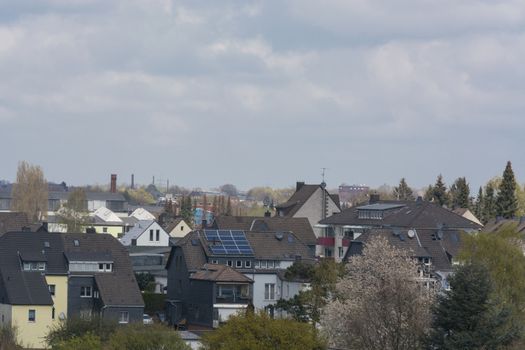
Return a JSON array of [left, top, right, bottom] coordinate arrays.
[[433, 174, 450, 207], [482, 184, 497, 224], [450, 177, 470, 209], [424, 185, 434, 202], [496, 161, 518, 219], [427, 262, 519, 349], [474, 186, 483, 220], [393, 178, 414, 200]]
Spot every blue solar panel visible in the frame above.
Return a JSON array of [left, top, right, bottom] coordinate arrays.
[[203, 229, 254, 256]]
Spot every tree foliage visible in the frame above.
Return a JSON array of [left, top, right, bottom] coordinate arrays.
[[53, 333, 102, 350], [474, 186, 483, 221], [431, 174, 450, 207], [107, 324, 189, 350], [46, 317, 117, 347], [10, 161, 48, 222], [458, 225, 525, 322], [393, 178, 414, 201], [201, 310, 325, 350], [219, 184, 238, 197], [321, 237, 435, 350], [57, 188, 90, 233], [135, 272, 155, 292], [496, 161, 518, 219], [482, 183, 497, 224], [449, 177, 470, 209], [125, 187, 155, 206], [427, 262, 519, 349], [0, 324, 22, 350]]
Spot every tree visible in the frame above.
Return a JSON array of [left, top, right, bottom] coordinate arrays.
[[107, 324, 189, 350], [135, 272, 155, 292], [393, 178, 414, 201], [432, 174, 450, 207], [276, 259, 344, 324], [201, 310, 325, 350], [220, 184, 238, 197], [424, 185, 434, 202], [427, 262, 519, 349], [449, 177, 470, 209], [496, 161, 518, 218], [474, 186, 484, 221], [0, 324, 22, 350], [321, 237, 434, 350], [458, 225, 525, 324], [125, 188, 155, 205], [179, 196, 193, 227], [10, 161, 48, 222], [57, 188, 90, 233], [482, 183, 497, 224], [53, 333, 102, 350]]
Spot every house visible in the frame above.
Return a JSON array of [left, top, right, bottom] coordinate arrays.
[[89, 207, 125, 237], [130, 208, 156, 221], [211, 215, 317, 254], [275, 182, 341, 256], [163, 217, 192, 238], [165, 229, 313, 327], [317, 196, 482, 262], [453, 208, 483, 226], [345, 227, 463, 290], [120, 220, 170, 247], [0, 232, 143, 349]]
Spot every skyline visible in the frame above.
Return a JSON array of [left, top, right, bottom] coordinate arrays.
[[1, 1, 524, 190]]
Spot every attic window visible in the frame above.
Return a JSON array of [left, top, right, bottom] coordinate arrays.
[[73, 240, 79, 247]]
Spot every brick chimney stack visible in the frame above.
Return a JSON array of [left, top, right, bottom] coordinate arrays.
[[110, 174, 117, 193]]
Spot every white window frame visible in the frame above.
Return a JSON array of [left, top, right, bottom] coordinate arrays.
[[245, 260, 251, 268], [260, 260, 267, 269], [28, 309, 36, 322], [254, 260, 260, 268], [119, 311, 129, 324], [80, 286, 92, 298], [264, 283, 275, 300], [236, 260, 243, 268]]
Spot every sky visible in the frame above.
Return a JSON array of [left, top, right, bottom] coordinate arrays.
[[1, 0, 525, 191]]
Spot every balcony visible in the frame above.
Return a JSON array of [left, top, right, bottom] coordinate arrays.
[[317, 237, 351, 247], [215, 284, 251, 304]]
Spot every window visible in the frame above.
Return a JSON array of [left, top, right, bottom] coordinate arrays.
[[274, 261, 280, 268], [99, 263, 104, 271], [103, 227, 108, 233], [156, 230, 160, 241], [236, 260, 242, 268], [267, 261, 274, 268], [119, 311, 129, 324], [52, 307, 55, 320], [211, 260, 218, 264], [254, 260, 260, 268], [106, 263, 112, 271], [48, 284, 56, 296], [245, 260, 251, 268], [23, 262, 46, 271], [149, 229, 154, 241], [260, 260, 267, 268], [227, 260, 233, 267], [131, 239, 137, 246], [264, 283, 275, 300], [181, 226, 184, 231], [80, 286, 92, 298], [338, 247, 344, 258], [28, 309, 36, 322]]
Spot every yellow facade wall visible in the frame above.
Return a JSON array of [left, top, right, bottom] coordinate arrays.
[[81, 224, 123, 238], [45, 275, 68, 326], [12, 305, 53, 349]]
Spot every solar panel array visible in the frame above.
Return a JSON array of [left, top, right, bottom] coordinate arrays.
[[204, 230, 254, 255]]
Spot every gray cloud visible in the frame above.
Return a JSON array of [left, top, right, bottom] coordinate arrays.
[[0, 0, 524, 190]]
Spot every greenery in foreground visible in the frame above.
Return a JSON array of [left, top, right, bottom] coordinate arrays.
[[201, 310, 326, 350], [46, 318, 189, 350]]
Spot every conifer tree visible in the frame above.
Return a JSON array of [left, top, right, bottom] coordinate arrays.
[[424, 185, 434, 202], [393, 178, 414, 200], [450, 177, 470, 209], [474, 186, 483, 220], [482, 184, 497, 224], [427, 262, 519, 349], [433, 174, 450, 207], [496, 161, 518, 219]]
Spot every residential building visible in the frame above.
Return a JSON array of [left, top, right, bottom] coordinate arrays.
[[130, 208, 156, 221], [120, 220, 170, 247], [128, 246, 171, 293], [275, 182, 341, 255], [165, 229, 313, 327], [163, 217, 192, 238], [0, 232, 143, 349], [317, 196, 481, 262], [453, 208, 483, 226]]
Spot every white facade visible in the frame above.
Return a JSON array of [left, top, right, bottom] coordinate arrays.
[[242, 272, 281, 310], [120, 221, 170, 247], [168, 219, 192, 238]]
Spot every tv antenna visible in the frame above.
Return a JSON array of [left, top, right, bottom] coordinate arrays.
[[321, 168, 328, 185]]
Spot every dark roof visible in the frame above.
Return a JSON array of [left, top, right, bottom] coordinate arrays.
[[320, 200, 481, 230], [190, 264, 253, 283], [65, 251, 113, 262], [0, 212, 32, 235], [48, 191, 126, 202], [483, 218, 525, 233], [245, 231, 314, 261], [19, 251, 48, 262], [0, 271, 53, 305], [212, 216, 316, 246], [63, 233, 143, 307], [346, 228, 463, 272], [167, 231, 207, 271], [275, 185, 319, 217]]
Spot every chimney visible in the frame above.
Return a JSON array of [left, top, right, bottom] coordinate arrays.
[[369, 193, 380, 204], [110, 174, 117, 193], [131, 174, 135, 189], [296, 181, 305, 192]]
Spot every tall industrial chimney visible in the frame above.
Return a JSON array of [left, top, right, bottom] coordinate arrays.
[[110, 174, 117, 193], [131, 174, 135, 189]]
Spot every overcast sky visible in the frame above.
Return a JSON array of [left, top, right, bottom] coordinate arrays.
[[1, 0, 524, 191]]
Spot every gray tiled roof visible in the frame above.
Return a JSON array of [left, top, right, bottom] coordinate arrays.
[[0, 212, 32, 235], [245, 231, 314, 261], [212, 216, 316, 246]]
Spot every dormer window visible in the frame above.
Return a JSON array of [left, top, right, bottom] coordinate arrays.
[[23, 262, 46, 271], [98, 263, 113, 272]]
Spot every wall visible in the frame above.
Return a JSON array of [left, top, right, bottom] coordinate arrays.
[[12, 305, 53, 349], [0, 303, 12, 326], [45, 275, 68, 325], [168, 221, 192, 238], [243, 272, 280, 309], [90, 224, 123, 238], [101, 306, 143, 324], [187, 280, 213, 327], [67, 276, 96, 319], [294, 187, 341, 240], [136, 222, 170, 247]]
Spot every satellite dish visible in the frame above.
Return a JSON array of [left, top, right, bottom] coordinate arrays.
[[437, 230, 444, 240], [407, 230, 415, 239]]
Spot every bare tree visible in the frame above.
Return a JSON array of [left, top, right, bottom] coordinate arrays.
[[11, 161, 48, 222], [321, 237, 435, 350]]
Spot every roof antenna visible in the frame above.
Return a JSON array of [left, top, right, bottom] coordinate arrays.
[[321, 168, 327, 188]]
